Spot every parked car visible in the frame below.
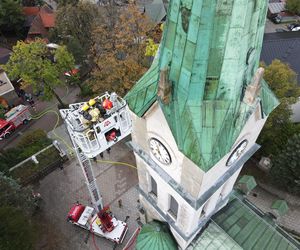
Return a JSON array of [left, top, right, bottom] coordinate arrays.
[[275, 28, 287, 32], [287, 23, 300, 31], [272, 15, 282, 24]]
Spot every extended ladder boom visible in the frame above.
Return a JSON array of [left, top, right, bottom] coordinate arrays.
[[69, 127, 103, 211]]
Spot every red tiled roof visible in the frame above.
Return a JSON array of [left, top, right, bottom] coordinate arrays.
[[28, 15, 47, 35], [25, 5, 55, 39], [40, 5, 54, 14], [23, 7, 40, 16], [40, 13, 55, 28]]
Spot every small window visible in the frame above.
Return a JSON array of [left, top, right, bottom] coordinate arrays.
[[200, 200, 210, 219], [150, 176, 157, 197], [168, 195, 178, 219], [200, 208, 206, 218]]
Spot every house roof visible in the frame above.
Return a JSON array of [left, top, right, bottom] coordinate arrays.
[[144, 0, 166, 24], [188, 221, 243, 250], [211, 197, 298, 250], [260, 32, 300, 84], [190, 196, 298, 250], [28, 14, 47, 35], [125, 0, 279, 172], [237, 175, 257, 193], [271, 200, 289, 216], [136, 221, 177, 250], [268, 2, 285, 14], [23, 6, 40, 16], [40, 12, 55, 28], [26, 5, 55, 37]]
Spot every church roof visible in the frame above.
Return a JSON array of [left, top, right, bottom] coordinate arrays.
[[190, 197, 299, 250], [125, 0, 279, 171], [136, 221, 177, 250]]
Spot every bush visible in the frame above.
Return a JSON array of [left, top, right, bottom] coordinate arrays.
[[286, 0, 300, 15], [0, 129, 52, 172], [270, 134, 300, 195], [10, 146, 61, 182], [0, 206, 36, 250], [80, 84, 94, 98]]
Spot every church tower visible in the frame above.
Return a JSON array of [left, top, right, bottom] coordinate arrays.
[[125, 0, 278, 248]]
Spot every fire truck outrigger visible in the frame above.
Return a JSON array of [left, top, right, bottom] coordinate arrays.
[[60, 92, 132, 244]]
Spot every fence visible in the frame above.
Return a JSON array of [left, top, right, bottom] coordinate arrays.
[[9, 144, 68, 186]]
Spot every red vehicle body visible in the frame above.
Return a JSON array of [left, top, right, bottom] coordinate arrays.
[[67, 203, 128, 244], [0, 105, 31, 140]]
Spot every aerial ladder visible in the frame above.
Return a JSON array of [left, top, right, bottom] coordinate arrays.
[[60, 92, 132, 244]]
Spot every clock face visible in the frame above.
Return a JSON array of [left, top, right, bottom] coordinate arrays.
[[149, 138, 171, 165], [226, 140, 248, 166]]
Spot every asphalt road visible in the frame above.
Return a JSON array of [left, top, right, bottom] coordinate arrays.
[[0, 86, 80, 150], [0, 121, 32, 149]]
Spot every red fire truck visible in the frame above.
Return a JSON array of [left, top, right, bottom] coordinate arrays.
[[67, 204, 128, 244], [0, 104, 31, 140]]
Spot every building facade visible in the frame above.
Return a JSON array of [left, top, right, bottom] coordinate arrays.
[[126, 0, 278, 248]]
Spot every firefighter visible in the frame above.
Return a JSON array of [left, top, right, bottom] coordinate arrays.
[[80, 103, 92, 126], [102, 98, 113, 110], [88, 99, 102, 122]]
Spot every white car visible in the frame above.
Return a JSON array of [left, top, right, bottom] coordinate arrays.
[[292, 26, 300, 31]]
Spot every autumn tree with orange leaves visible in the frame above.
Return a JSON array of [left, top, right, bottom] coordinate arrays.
[[90, 4, 153, 96]]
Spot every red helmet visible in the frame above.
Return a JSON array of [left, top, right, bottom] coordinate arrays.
[[102, 99, 113, 110], [106, 131, 117, 141]]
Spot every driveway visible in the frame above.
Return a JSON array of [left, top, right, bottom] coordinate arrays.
[[34, 141, 140, 250], [265, 19, 290, 33]]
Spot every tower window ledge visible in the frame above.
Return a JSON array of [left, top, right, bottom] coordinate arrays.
[[167, 210, 177, 221], [149, 192, 157, 201]]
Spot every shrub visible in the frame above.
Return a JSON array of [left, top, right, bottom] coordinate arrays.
[[0, 129, 52, 172]]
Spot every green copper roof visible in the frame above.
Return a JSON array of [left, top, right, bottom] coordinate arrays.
[[126, 56, 160, 116], [136, 221, 178, 250], [237, 175, 257, 194], [271, 200, 289, 216], [188, 222, 242, 250], [212, 198, 298, 250], [125, 0, 279, 171]]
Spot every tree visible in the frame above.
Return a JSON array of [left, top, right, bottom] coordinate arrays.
[[22, 0, 43, 6], [258, 60, 300, 156], [0, 172, 37, 215], [56, 0, 79, 6], [50, 2, 100, 64], [0, 206, 36, 250], [90, 4, 153, 96], [0, 0, 25, 34], [2, 39, 75, 106], [270, 134, 300, 194], [0, 104, 5, 119], [286, 0, 300, 15]]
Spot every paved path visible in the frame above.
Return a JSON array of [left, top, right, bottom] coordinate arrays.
[[34, 140, 140, 250], [264, 19, 289, 33], [246, 184, 300, 235]]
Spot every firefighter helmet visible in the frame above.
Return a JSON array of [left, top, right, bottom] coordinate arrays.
[[82, 103, 90, 111], [88, 99, 96, 106], [103, 99, 113, 110]]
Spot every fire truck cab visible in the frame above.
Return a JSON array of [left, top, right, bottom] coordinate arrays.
[[0, 105, 31, 140]]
